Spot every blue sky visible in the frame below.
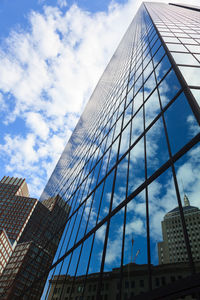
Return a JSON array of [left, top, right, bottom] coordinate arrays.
[[0, 0, 127, 38]]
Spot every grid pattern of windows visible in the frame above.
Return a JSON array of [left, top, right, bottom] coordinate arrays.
[[0, 178, 37, 245], [10, 2, 200, 299], [146, 2, 200, 109], [0, 242, 51, 299]]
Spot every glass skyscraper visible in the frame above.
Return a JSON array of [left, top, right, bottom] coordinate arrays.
[[8, 2, 200, 299]]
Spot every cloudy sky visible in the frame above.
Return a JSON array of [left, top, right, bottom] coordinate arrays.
[[0, 0, 199, 198]]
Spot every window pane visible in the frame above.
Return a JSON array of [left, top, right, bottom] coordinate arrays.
[[191, 89, 200, 106], [171, 53, 199, 66], [179, 66, 200, 86], [167, 43, 188, 52], [164, 92, 199, 155]]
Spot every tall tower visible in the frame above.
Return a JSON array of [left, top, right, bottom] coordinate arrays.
[[6, 2, 200, 299], [158, 195, 200, 264]]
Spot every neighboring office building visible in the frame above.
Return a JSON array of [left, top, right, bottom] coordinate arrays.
[[48, 262, 200, 300], [0, 176, 70, 299], [158, 195, 200, 265], [0, 241, 50, 299], [0, 176, 37, 247], [8, 1, 200, 299], [0, 176, 38, 277]]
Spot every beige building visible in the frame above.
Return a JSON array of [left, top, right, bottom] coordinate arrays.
[[48, 262, 200, 300], [158, 195, 200, 265]]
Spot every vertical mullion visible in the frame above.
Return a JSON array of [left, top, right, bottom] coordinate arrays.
[[141, 8, 152, 292], [119, 19, 139, 300]]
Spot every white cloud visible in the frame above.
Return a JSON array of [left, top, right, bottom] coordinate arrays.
[[176, 145, 200, 208], [57, 0, 67, 8], [0, 134, 38, 168], [0, 92, 7, 113], [125, 218, 145, 236], [25, 112, 49, 140], [105, 236, 122, 264], [187, 114, 199, 136], [96, 224, 106, 243]]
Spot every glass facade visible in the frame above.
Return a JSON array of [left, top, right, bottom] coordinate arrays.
[[14, 2, 200, 299]]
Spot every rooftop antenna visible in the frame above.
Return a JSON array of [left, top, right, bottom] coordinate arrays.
[[134, 249, 140, 263], [180, 177, 190, 206], [184, 194, 190, 207]]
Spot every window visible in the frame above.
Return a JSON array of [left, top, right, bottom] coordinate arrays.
[[170, 276, 176, 282], [77, 286, 83, 293], [155, 278, 160, 287], [88, 285, 92, 292], [140, 280, 144, 287], [161, 277, 166, 285], [125, 281, 129, 289]]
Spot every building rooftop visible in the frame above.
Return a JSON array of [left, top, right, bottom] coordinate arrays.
[[164, 195, 199, 219]]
